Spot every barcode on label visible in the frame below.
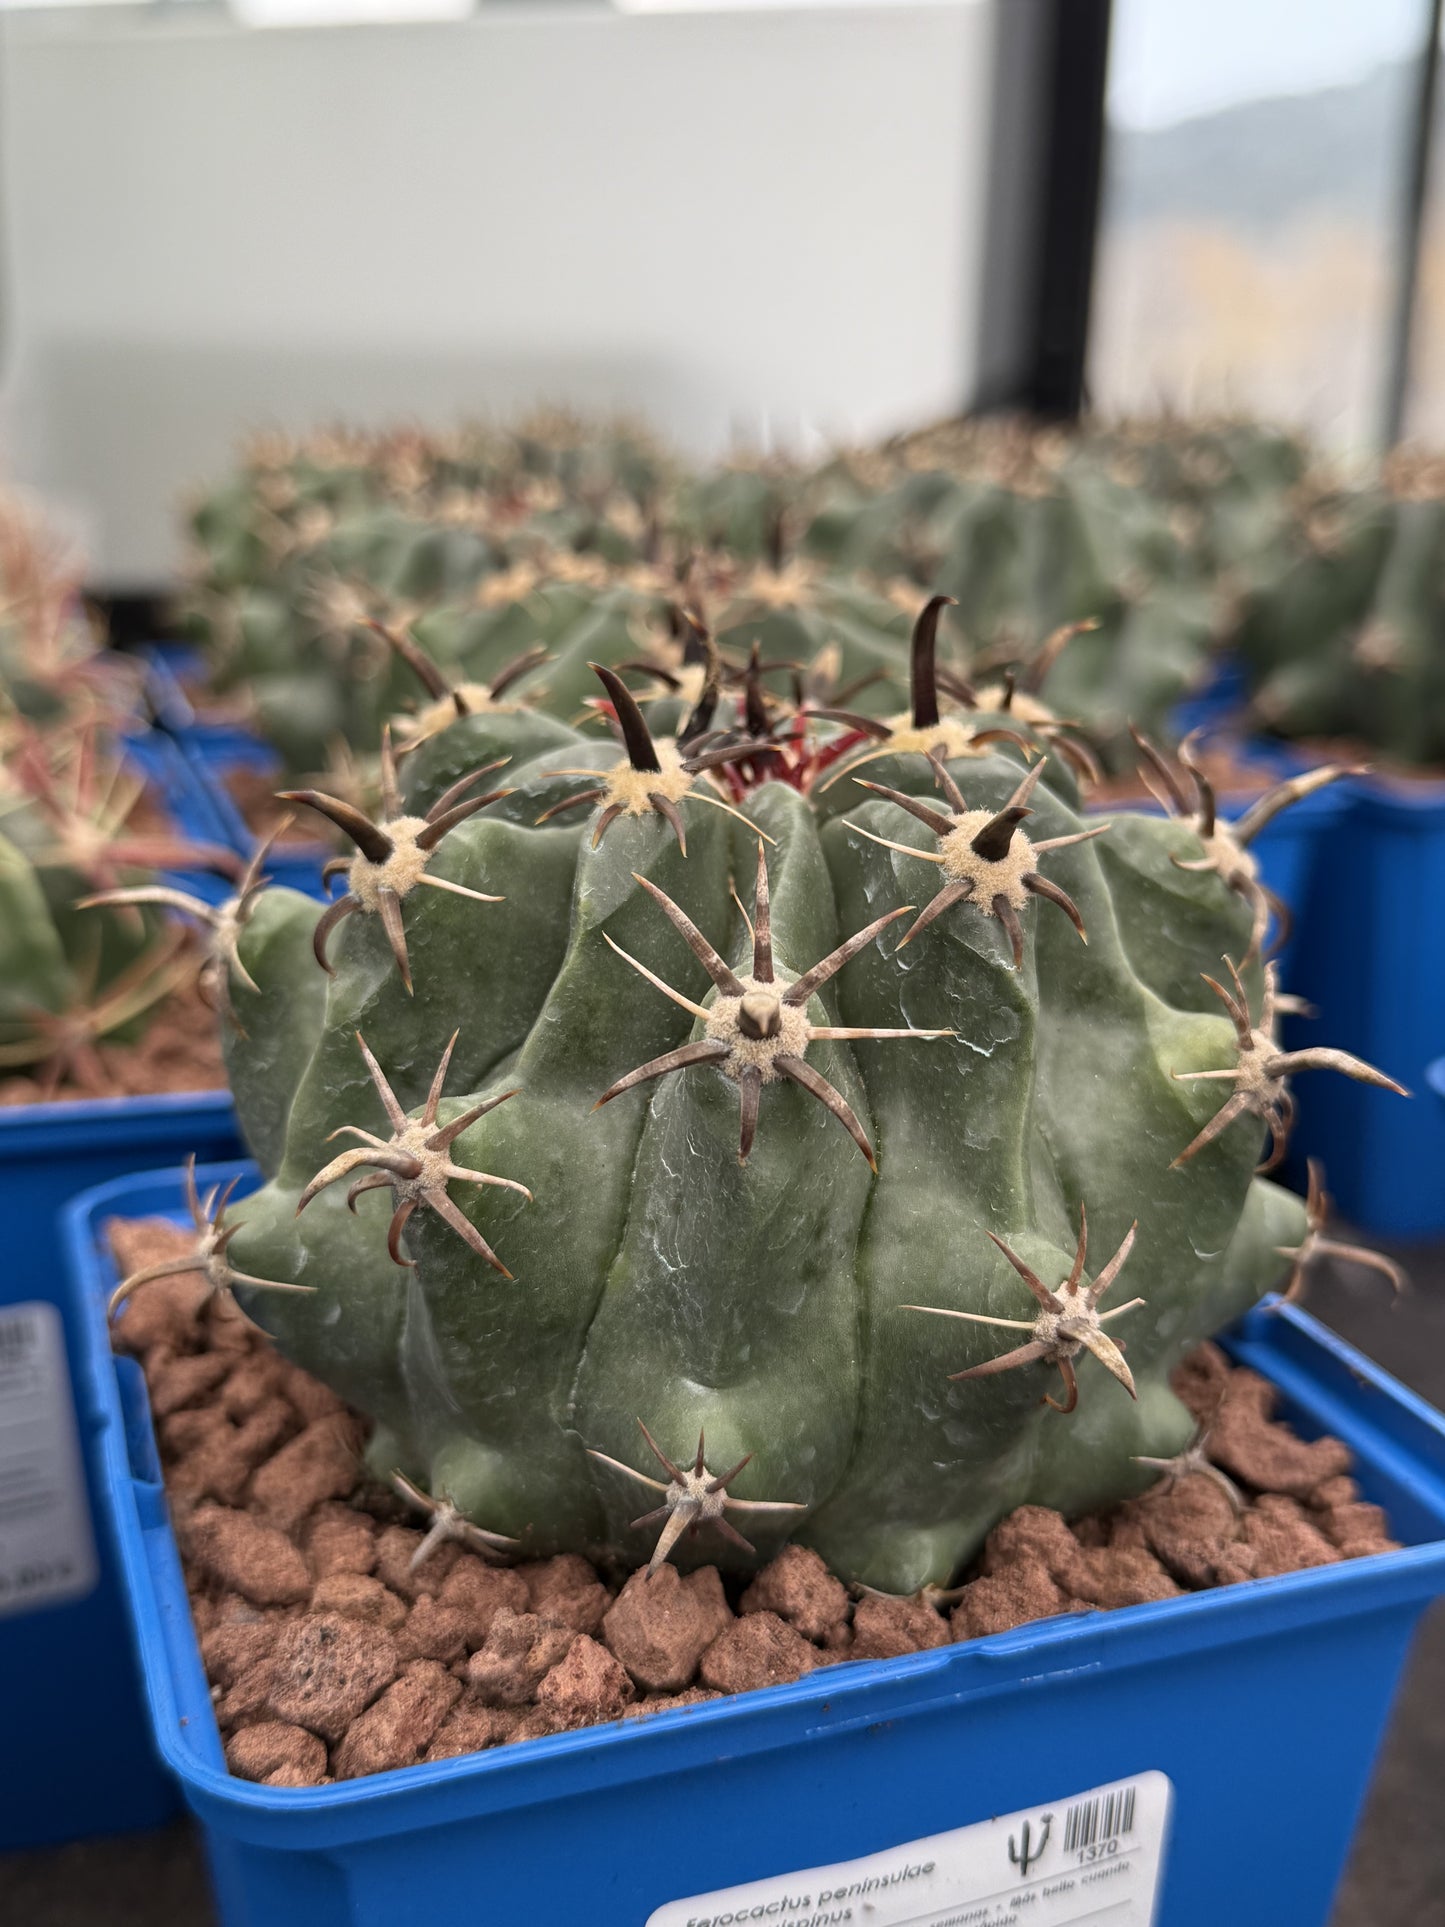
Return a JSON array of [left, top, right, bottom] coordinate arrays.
[[0, 1302, 98, 1616], [0, 1314, 37, 1359], [1063, 1783, 1136, 1854]]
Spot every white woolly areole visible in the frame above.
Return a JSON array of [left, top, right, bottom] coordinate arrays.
[[740, 562, 817, 609], [547, 552, 611, 589], [972, 684, 1056, 728], [311, 580, 372, 634], [1030, 1305, 1077, 1357], [394, 687, 514, 749], [1203, 826, 1257, 886], [1032, 1279, 1110, 1360], [882, 714, 995, 761], [474, 563, 542, 608], [292, 505, 335, 550], [938, 810, 1036, 908], [348, 816, 433, 909], [664, 1467, 728, 1525], [1233, 1027, 1280, 1101], [619, 563, 673, 597], [211, 898, 245, 966], [196, 1218, 235, 1296], [705, 975, 812, 1082], [604, 741, 695, 816], [57, 816, 114, 869], [384, 1120, 454, 1204]]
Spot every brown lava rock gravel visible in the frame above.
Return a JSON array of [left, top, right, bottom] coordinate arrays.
[[108, 1221, 1401, 1787], [603, 1565, 733, 1692]]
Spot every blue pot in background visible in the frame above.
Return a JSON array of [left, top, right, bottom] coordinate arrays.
[[1232, 769, 1353, 987], [177, 733, 331, 898], [1163, 667, 1440, 1236], [1283, 774, 1445, 1240], [58, 1159, 1445, 1927], [0, 713, 249, 1847], [135, 642, 220, 739], [120, 726, 245, 908], [135, 645, 331, 897], [0, 1096, 241, 1848], [1169, 653, 1252, 741]]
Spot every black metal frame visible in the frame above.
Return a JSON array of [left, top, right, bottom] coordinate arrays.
[[975, 0, 1113, 421], [1382, 0, 1444, 447], [91, 593, 182, 653], [984, 0, 1444, 446]]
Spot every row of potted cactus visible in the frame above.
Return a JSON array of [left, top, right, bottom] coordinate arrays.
[[0, 487, 245, 1846], [3, 417, 1444, 1926], [167, 410, 1445, 1234]]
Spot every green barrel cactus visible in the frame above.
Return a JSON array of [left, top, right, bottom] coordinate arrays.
[[0, 727, 244, 1092], [1074, 416, 1310, 574], [144, 601, 1404, 1598], [1228, 467, 1445, 769], [776, 424, 1220, 761], [233, 543, 917, 783], [181, 409, 1271, 785], [182, 418, 671, 776], [0, 488, 140, 736]]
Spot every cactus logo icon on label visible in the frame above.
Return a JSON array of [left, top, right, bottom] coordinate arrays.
[[648, 1771, 1174, 1927]]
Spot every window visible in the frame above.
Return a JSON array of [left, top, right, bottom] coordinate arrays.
[[1091, 0, 1432, 446]]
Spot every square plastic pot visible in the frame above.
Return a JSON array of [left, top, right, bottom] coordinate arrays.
[[1168, 656, 1251, 741], [120, 725, 245, 908], [178, 733, 331, 899], [1225, 773, 1351, 986], [134, 646, 330, 897], [134, 643, 207, 734], [1283, 774, 1445, 1238], [0, 1094, 241, 1848], [62, 1160, 1445, 1927]]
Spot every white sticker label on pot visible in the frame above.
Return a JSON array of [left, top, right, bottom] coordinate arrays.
[[0, 1301, 98, 1617], [648, 1770, 1173, 1927]]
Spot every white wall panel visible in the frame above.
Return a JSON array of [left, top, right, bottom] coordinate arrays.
[[0, 3, 993, 582]]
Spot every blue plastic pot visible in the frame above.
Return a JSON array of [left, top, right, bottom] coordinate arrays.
[[63, 1161, 1445, 1927], [138, 648, 291, 791], [1283, 773, 1445, 1239], [0, 1097, 241, 1849], [126, 713, 329, 900], [120, 725, 244, 908], [1229, 774, 1352, 984], [1169, 655, 1252, 741], [136, 642, 228, 740], [178, 733, 331, 898], [134, 645, 330, 896]]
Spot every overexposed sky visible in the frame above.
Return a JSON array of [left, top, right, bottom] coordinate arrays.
[[0, 0, 1430, 93], [1108, 0, 1431, 129]]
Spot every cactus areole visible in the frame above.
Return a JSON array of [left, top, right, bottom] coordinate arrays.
[[181, 610, 1397, 1596]]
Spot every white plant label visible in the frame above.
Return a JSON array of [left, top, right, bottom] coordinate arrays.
[[648, 1769, 1173, 1927], [0, 1301, 98, 1617]]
